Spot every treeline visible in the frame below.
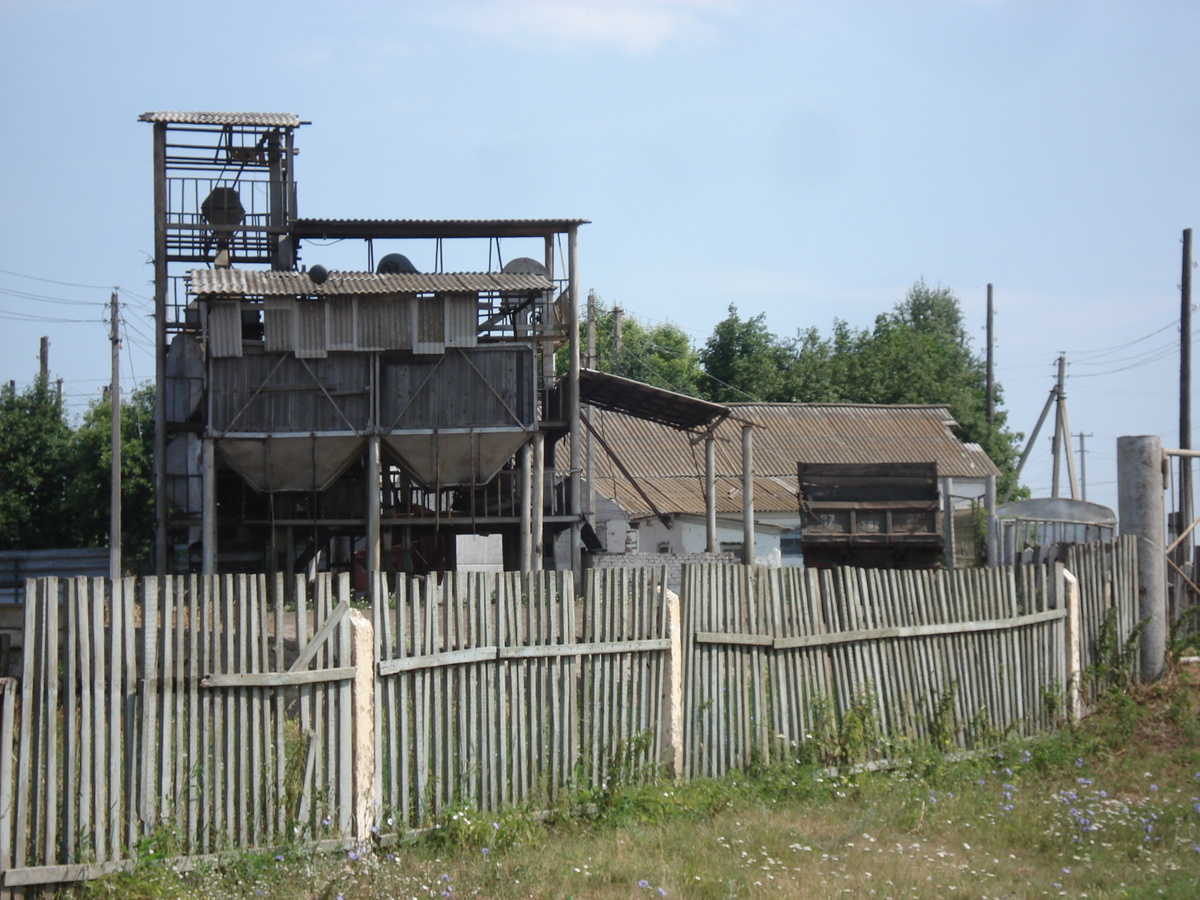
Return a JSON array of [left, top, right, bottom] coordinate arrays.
[[582, 280, 1023, 498], [0, 377, 154, 559]]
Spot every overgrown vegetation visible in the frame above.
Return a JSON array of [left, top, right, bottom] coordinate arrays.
[[69, 666, 1200, 899], [0, 376, 154, 564]]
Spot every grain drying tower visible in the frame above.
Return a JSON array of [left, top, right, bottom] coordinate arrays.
[[141, 111, 586, 582]]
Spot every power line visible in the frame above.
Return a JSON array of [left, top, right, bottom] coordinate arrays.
[[0, 267, 114, 291]]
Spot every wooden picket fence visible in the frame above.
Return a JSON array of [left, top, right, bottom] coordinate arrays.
[[0, 540, 1137, 891]]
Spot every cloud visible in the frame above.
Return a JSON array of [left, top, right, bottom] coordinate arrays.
[[429, 0, 735, 54]]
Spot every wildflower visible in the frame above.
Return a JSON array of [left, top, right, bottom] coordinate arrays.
[[1074, 758, 1084, 768], [482, 847, 489, 855], [658, 889, 667, 897], [274, 854, 284, 862], [1062, 867, 1071, 875], [639, 879, 651, 889]]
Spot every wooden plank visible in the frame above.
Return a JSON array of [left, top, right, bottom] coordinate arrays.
[[337, 572, 353, 836], [75, 581, 94, 863], [288, 598, 351, 674], [188, 575, 201, 853], [159, 577, 175, 827], [769, 608, 1066, 649]]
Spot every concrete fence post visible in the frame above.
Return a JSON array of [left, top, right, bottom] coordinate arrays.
[[1063, 568, 1083, 721], [1116, 435, 1167, 681], [662, 587, 684, 780], [348, 608, 375, 844]]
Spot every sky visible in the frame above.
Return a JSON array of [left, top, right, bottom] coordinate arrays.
[[1, 0, 1197, 517]]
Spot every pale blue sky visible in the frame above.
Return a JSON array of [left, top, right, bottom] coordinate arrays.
[[1, 0, 1197, 513]]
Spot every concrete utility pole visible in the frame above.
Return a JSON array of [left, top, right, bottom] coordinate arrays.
[[109, 291, 122, 578], [1117, 435, 1167, 681], [39, 336, 49, 380], [1076, 433, 1093, 501], [1180, 228, 1193, 545], [985, 284, 995, 427]]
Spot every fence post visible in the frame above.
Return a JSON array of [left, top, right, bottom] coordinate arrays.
[[348, 609, 375, 845], [1063, 568, 1083, 721], [662, 588, 684, 780], [1117, 435, 1167, 681]]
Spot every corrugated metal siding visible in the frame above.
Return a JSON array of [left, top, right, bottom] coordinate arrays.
[[413, 296, 445, 354], [326, 299, 356, 351], [356, 297, 409, 350], [295, 302, 327, 358], [263, 296, 294, 352], [139, 111, 302, 127], [444, 294, 478, 348], [207, 301, 243, 358], [188, 268, 550, 296]]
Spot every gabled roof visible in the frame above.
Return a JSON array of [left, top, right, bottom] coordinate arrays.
[[583, 402, 1000, 519]]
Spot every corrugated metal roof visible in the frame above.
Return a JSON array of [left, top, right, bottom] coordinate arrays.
[[292, 218, 589, 240], [579, 402, 1000, 519], [139, 111, 302, 127], [188, 268, 551, 296], [580, 369, 729, 431]]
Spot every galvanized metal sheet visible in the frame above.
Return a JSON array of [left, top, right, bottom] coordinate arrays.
[[139, 111, 302, 127], [384, 429, 531, 488], [217, 435, 365, 492], [188, 268, 551, 296]]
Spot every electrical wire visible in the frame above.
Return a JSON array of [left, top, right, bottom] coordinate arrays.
[[0, 267, 114, 291]]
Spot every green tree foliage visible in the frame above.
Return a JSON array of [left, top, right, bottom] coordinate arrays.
[[573, 296, 706, 396], [0, 376, 74, 550], [697, 282, 1025, 498], [65, 383, 156, 565], [0, 378, 156, 562], [698, 307, 797, 402]]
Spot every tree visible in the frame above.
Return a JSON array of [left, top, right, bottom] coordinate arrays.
[[0, 376, 74, 550], [788, 280, 1025, 498], [64, 382, 156, 565], [567, 296, 706, 395], [698, 306, 797, 402]]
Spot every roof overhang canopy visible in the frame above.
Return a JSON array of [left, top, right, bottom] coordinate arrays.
[[579, 369, 729, 432], [292, 218, 589, 241]]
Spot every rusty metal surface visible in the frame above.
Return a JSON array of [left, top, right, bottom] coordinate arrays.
[[139, 111, 302, 127], [580, 368, 728, 431], [188, 268, 551, 296]]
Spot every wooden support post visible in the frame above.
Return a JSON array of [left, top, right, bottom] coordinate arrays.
[[109, 291, 122, 579], [348, 609, 375, 844], [985, 473, 998, 567], [1063, 568, 1083, 721], [567, 225, 582, 583]]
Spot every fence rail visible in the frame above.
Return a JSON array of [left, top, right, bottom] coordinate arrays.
[[0, 539, 1138, 891]]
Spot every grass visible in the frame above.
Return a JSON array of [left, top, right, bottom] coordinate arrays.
[[69, 664, 1200, 899]]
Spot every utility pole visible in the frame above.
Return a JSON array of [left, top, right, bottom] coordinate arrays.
[[39, 336, 49, 381], [1180, 228, 1193, 539], [109, 291, 122, 578], [1076, 432, 1093, 501], [985, 284, 995, 427], [1176, 228, 1194, 620], [1051, 355, 1066, 498], [612, 305, 623, 356]]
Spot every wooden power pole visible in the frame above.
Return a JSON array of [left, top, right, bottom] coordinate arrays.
[[1181, 228, 1193, 539]]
